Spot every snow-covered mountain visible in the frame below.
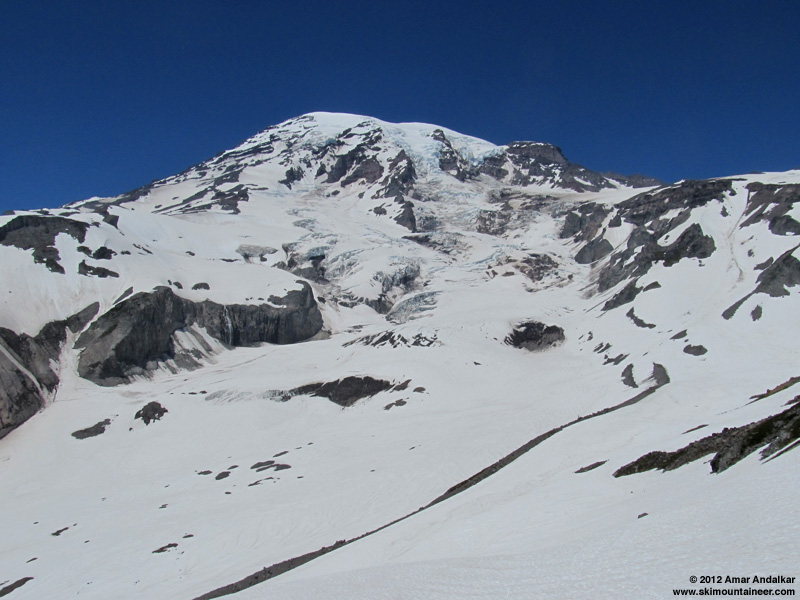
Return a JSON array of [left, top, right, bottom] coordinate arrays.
[[1, 112, 798, 599]]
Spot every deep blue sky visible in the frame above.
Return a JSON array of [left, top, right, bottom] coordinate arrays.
[[2, 1, 799, 212]]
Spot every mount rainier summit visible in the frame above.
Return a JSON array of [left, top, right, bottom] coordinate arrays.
[[1, 112, 799, 599]]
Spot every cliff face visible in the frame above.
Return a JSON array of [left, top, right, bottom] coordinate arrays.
[[0, 303, 98, 438], [75, 283, 322, 386]]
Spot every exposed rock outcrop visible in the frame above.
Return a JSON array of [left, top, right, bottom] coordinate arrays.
[[0, 577, 34, 597], [596, 223, 716, 293], [604, 172, 664, 188], [78, 260, 120, 278], [75, 283, 323, 386], [741, 182, 800, 233], [602, 280, 642, 311], [0, 302, 98, 438], [279, 166, 305, 188], [505, 321, 565, 351], [577, 180, 729, 294], [621, 364, 637, 388], [683, 344, 708, 356], [323, 129, 385, 187], [0, 310, 86, 438], [0, 353, 45, 440], [135, 402, 168, 425], [478, 142, 616, 192], [393, 200, 417, 232], [378, 150, 417, 198], [560, 202, 610, 241], [575, 460, 607, 473], [575, 237, 613, 264], [614, 402, 800, 476], [0, 214, 90, 273], [616, 179, 733, 225], [72, 419, 111, 439], [343, 330, 438, 348], [476, 209, 511, 236], [433, 130, 477, 182], [289, 376, 397, 407], [627, 308, 656, 329], [722, 244, 800, 319]]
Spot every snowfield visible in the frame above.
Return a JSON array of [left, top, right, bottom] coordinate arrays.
[[0, 113, 798, 599]]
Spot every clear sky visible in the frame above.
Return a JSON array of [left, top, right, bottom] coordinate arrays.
[[2, 1, 799, 212]]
